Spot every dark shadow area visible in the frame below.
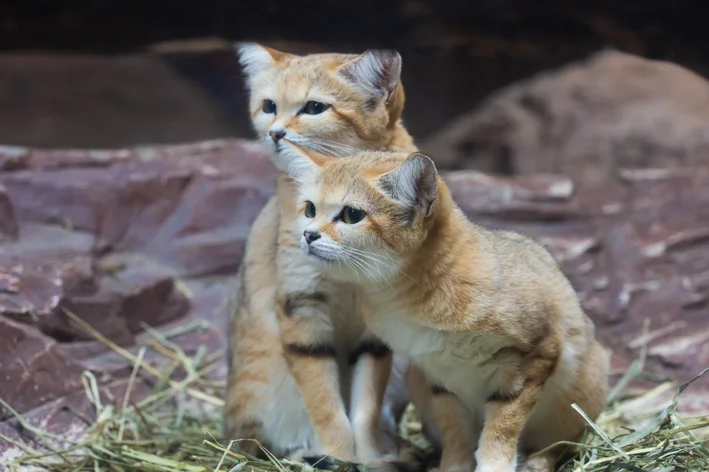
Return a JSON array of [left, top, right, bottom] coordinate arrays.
[[0, 1, 708, 157]]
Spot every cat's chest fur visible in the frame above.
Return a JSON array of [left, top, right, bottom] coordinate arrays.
[[365, 303, 517, 412]]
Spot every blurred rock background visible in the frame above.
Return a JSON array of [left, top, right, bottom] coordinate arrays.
[[2, 1, 709, 185]]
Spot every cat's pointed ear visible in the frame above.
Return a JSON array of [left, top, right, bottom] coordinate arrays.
[[277, 141, 333, 180], [236, 42, 293, 86], [338, 49, 402, 100], [379, 153, 438, 217]]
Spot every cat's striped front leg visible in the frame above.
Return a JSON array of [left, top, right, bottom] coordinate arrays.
[[475, 355, 555, 472], [349, 334, 393, 461], [279, 290, 355, 461], [406, 366, 476, 472], [430, 385, 476, 472]]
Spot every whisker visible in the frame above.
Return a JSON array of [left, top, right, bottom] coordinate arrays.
[[345, 253, 372, 284], [347, 254, 378, 285], [351, 253, 393, 290], [287, 135, 359, 158], [343, 246, 420, 286], [345, 246, 397, 263], [341, 254, 362, 284], [307, 136, 359, 150]]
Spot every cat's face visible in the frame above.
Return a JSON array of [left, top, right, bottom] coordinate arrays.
[[237, 43, 405, 164], [279, 143, 438, 285]]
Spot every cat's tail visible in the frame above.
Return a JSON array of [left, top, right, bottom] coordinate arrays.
[[302, 439, 438, 472]]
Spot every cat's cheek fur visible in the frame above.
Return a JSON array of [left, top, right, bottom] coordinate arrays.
[[251, 113, 277, 147], [298, 113, 338, 134]]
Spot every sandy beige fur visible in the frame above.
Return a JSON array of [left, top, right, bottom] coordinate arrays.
[[277, 145, 610, 472], [225, 43, 457, 469]]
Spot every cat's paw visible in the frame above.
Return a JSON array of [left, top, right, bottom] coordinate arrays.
[[473, 463, 516, 472], [474, 447, 517, 472]]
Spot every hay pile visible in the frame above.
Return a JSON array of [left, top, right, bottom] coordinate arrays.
[[2, 316, 708, 472]]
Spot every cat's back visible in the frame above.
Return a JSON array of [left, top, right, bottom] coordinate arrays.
[[483, 228, 579, 309], [492, 229, 560, 274]]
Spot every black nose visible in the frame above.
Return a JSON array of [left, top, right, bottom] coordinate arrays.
[[304, 230, 321, 244], [270, 130, 286, 143]]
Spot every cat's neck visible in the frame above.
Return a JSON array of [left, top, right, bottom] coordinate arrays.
[[411, 185, 463, 275], [380, 119, 417, 153], [393, 185, 485, 321]]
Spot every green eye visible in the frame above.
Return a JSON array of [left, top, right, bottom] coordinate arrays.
[[342, 206, 366, 224], [302, 101, 330, 115], [304, 201, 316, 218], [262, 100, 277, 114]]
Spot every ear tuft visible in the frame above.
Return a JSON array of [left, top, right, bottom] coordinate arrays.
[[236, 43, 274, 80], [379, 153, 438, 217], [338, 49, 402, 99], [236, 42, 292, 86]]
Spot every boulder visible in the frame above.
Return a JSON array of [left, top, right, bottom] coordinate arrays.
[[0, 184, 17, 241], [423, 51, 709, 187], [0, 317, 87, 421], [0, 224, 95, 331]]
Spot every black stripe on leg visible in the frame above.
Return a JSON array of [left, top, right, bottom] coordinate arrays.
[[284, 291, 329, 317], [348, 339, 391, 365], [488, 376, 545, 404], [430, 383, 452, 395], [285, 343, 336, 358], [487, 389, 522, 403]]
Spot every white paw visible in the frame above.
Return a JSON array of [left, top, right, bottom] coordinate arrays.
[[473, 463, 516, 472], [474, 447, 517, 472], [354, 431, 393, 463]]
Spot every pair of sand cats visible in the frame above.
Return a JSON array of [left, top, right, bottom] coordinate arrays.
[[224, 43, 610, 472]]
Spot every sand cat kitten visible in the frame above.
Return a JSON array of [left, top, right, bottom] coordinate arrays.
[[276, 143, 610, 472], [226, 43, 453, 469]]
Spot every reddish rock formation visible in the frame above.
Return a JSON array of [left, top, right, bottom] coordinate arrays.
[[422, 51, 709, 187], [0, 183, 17, 241], [0, 317, 87, 421]]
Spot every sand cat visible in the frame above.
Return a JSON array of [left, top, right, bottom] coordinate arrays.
[[275, 143, 610, 472], [225, 43, 455, 469]]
